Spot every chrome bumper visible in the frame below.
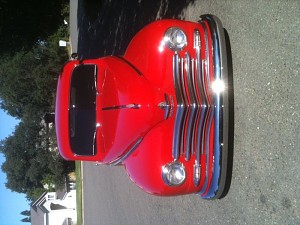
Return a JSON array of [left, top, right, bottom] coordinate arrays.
[[172, 15, 230, 199]]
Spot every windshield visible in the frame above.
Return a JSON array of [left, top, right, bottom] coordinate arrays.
[[69, 64, 97, 156]]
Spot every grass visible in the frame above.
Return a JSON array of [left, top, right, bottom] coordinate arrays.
[[75, 161, 83, 225]]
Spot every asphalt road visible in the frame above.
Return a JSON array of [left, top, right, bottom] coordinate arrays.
[[70, 0, 300, 224]]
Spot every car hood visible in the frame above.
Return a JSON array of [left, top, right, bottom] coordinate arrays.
[[95, 57, 166, 163]]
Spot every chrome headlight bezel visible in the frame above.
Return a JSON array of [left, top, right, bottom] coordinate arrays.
[[162, 162, 186, 186], [164, 27, 187, 51]]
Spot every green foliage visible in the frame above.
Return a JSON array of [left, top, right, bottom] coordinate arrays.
[[0, 25, 68, 119], [0, 2, 74, 203], [21, 217, 31, 223], [21, 210, 31, 216], [1, 120, 45, 194], [26, 187, 47, 203], [0, 116, 75, 201], [20, 210, 31, 223], [0, 0, 68, 55]]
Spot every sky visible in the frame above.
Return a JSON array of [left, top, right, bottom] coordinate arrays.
[[0, 109, 30, 225]]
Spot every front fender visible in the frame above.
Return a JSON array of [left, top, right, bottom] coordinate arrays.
[[123, 119, 197, 196], [124, 19, 198, 90]]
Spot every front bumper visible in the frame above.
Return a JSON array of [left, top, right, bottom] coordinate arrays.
[[171, 15, 230, 199]]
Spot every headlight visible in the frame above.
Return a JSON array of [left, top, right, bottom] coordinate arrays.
[[162, 162, 186, 186], [164, 27, 187, 51]]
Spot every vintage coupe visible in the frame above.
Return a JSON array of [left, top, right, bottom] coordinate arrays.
[[56, 15, 232, 199]]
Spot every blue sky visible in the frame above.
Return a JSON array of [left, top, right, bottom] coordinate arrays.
[[0, 109, 30, 225]]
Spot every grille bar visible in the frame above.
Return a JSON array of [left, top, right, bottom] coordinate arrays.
[[184, 53, 198, 161], [172, 53, 186, 160]]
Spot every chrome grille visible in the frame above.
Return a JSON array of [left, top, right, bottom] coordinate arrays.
[[172, 29, 214, 167]]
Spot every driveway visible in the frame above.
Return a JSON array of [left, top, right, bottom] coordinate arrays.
[[70, 0, 300, 224]]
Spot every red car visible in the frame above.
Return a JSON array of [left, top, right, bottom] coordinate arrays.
[[56, 14, 232, 199]]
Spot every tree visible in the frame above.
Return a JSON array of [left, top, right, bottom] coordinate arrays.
[[21, 210, 31, 222], [0, 0, 68, 55], [0, 120, 46, 195], [0, 1, 73, 202], [0, 115, 74, 201], [0, 26, 68, 119], [21, 217, 31, 223], [20, 210, 31, 216]]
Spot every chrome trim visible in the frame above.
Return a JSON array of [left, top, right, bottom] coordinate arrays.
[[197, 23, 214, 193], [194, 29, 207, 164], [109, 137, 143, 166], [184, 53, 197, 161], [172, 53, 186, 160], [198, 15, 229, 199], [94, 64, 99, 95], [92, 129, 97, 155], [102, 104, 140, 110], [193, 163, 201, 186], [158, 94, 171, 120]]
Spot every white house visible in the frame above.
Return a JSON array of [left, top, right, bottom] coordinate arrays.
[[30, 188, 76, 225]]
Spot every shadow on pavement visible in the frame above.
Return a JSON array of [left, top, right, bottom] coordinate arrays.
[[77, 0, 195, 58]]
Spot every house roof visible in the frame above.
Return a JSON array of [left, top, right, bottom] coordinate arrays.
[[31, 206, 47, 225], [30, 183, 76, 225], [31, 193, 48, 225]]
